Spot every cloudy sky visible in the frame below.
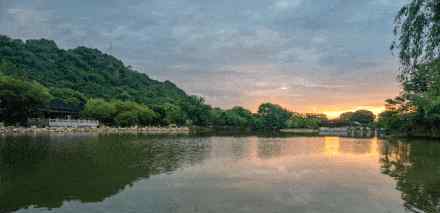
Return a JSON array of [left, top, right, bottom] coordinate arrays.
[[0, 0, 407, 116]]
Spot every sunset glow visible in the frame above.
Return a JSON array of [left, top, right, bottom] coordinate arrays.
[[322, 106, 386, 119]]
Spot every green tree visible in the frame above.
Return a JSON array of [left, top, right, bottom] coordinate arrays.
[[113, 100, 158, 127], [151, 103, 185, 126], [137, 107, 157, 126], [210, 108, 227, 127], [162, 104, 185, 126], [113, 101, 141, 114], [336, 110, 375, 125], [180, 96, 212, 126], [377, 110, 405, 131], [287, 114, 321, 129], [80, 99, 116, 125], [114, 111, 139, 127], [388, 0, 440, 136], [0, 74, 52, 125], [350, 110, 376, 125], [223, 106, 254, 129], [287, 115, 305, 128], [392, 0, 440, 72], [256, 103, 291, 130], [339, 112, 354, 123], [49, 87, 86, 109], [81, 99, 157, 127]]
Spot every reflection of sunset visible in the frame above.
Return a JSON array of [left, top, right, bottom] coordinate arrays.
[[228, 137, 383, 173], [324, 137, 340, 156], [175, 136, 403, 212], [322, 136, 379, 157], [369, 137, 379, 156]]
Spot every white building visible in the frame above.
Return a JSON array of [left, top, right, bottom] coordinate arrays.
[[48, 119, 99, 128]]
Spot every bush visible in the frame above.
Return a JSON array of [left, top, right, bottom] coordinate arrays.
[[115, 111, 139, 127]]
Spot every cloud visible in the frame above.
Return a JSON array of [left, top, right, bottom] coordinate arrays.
[[0, 0, 406, 113], [272, 0, 303, 11]]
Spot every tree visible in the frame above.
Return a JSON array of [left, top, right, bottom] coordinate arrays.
[[210, 108, 227, 127], [113, 101, 141, 114], [392, 0, 440, 72], [337, 110, 375, 125], [113, 100, 158, 127], [377, 111, 405, 131], [339, 112, 354, 122], [137, 107, 157, 126], [350, 110, 376, 125], [115, 111, 139, 127], [223, 106, 255, 129], [81, 99, 158, 127], [391, 0, 440, 113], [287, 115, 316, 129], [256, 103, 290, 130], [0, 74, 52, 125], [49, 87, 86, 109], [391, 0, 440, 73], [80, 99, 116, 125], [387, 1, 440, 136], [151, 103, 185, 126], [180, 96, 212, 126]]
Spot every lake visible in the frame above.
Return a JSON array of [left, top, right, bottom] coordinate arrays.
[[0, 134, 439, 213]]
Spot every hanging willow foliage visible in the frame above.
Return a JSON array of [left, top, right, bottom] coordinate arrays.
[[392, 0, 440, 80]]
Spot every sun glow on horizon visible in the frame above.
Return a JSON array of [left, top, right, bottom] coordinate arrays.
[[249, 101, 386, 119], [322, 106, 386, 119]]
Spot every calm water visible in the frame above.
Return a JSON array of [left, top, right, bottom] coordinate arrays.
[[0, 134, 439, 213]]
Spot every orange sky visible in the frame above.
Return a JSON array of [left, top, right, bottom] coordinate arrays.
[[246, 85, 399, 119]]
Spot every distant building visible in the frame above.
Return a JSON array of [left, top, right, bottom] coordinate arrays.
[[29, 100, 98, 128], [36, 99, 83, 119], [305, 113, 328, 121], [319, 126, 375, 138], [48, 118, 99, 128]]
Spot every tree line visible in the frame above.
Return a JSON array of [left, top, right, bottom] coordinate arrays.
[[378, 0, 440, 137], [0, 72, 375, 130]]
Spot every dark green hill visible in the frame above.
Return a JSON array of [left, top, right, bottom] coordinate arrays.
[[0, 35, 189, 105]]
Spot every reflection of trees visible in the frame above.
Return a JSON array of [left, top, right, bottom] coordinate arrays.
[[380, 139, 440, 213], [230, 138, 248, 160], [338, 139, 372, 155], [0, 134, 210, 213], [257, 139, 282, 159]]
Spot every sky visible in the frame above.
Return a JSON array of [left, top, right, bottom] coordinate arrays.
[[0, 0, 408, 117]]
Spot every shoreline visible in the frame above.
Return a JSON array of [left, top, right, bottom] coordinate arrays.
[[280, 129, 319, 134], [0, 126, 191, 136]]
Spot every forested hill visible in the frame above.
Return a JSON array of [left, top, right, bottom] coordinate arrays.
[[0, 35, 189, 105]]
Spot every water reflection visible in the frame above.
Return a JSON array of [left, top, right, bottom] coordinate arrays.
[[1, 135, 439, 213], [0, 134, 211, 213], [380, 139, 440, 213]]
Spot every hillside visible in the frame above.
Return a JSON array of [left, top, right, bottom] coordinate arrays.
[[0, 35, 189, 106]]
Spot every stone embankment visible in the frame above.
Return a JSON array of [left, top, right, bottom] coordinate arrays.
[[280, 129, 319, 134], [0, 126, 191, 135]]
